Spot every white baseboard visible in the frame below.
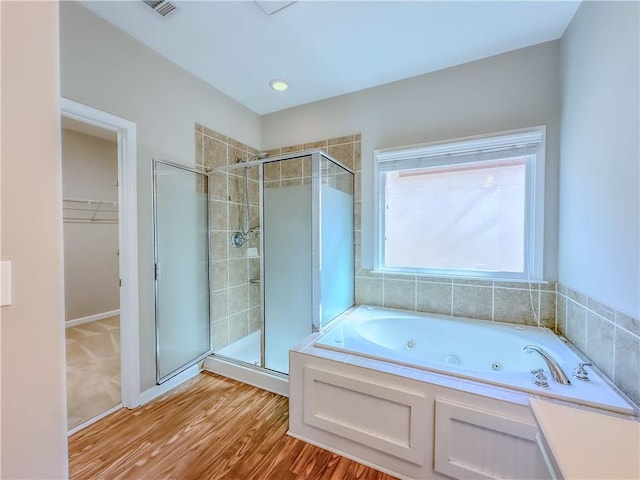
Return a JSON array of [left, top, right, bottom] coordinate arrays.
[[65, 309, 120, 328], [67, 404, 123, 436], [67, 365, 200, 436], [139, 364, 200, 406], [204, 356, 289, 397]]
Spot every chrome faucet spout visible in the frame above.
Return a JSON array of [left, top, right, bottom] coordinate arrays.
[[523, 345, 571, 385]]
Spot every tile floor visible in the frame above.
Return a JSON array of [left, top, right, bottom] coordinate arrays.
[[65, 316, 121, 429]]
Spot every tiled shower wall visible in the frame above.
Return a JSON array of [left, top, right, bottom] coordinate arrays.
[[263, 154, 311, 187], [195, 124, 261, 351], [557, 284, 640, 405]]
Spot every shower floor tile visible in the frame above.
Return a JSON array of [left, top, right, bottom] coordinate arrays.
[[66, 316, 121, 429]]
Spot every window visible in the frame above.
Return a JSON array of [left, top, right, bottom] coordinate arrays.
[[374, 127, 545, 281]]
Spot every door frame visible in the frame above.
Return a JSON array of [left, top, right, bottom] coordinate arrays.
[[60, 98, 141, 409]]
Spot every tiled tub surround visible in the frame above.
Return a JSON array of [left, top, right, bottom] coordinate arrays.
[[195, 124, 262, 351], [356, 275, 557, 328], [557, 284, 640, 406]]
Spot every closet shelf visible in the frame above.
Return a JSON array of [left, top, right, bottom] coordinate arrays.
[[63, 198, 119, 224]]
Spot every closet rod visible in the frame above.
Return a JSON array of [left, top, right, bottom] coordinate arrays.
[[63, 218, 118, 224], [62, 198, 119, 223], [63, 198, 118, 207]]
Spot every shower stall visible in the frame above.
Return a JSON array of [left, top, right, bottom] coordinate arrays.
[[211, 149, 354, 376]]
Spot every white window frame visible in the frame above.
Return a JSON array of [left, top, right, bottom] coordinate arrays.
[[373, 126, 546, 281]]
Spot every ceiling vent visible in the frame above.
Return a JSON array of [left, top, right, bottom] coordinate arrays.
[[143, 0, 177, 17]]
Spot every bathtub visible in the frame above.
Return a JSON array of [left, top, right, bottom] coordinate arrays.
[[289, 306, 636, 479], [314, 305, 635, 414]]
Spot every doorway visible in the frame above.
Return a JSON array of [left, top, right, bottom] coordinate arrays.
[[60, 98, 140, 433], [62, 120, 120, 429]]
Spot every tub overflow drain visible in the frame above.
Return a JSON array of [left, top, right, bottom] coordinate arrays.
[[491, 361, 503, 371], [406, 339, 416, 349]]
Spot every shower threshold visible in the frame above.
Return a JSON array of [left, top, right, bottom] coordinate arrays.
[[205, 332, 288, 397]]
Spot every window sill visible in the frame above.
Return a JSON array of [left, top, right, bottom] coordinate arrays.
[[368, 269, 548, 285]]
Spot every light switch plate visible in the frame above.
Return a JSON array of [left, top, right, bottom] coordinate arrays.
[[1, 261, 12, 306]]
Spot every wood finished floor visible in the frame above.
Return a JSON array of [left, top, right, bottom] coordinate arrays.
[[68, 372, 398, 480]]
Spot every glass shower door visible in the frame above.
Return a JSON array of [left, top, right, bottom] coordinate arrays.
[[263, 157, 313, 374], [153, 160, 211, 383], [319, 157, 354, 327]]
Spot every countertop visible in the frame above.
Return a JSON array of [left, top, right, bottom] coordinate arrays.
[[530, 398, 640, 479]]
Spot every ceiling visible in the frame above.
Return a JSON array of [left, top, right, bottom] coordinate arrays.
[[80, 1, 581, 115]]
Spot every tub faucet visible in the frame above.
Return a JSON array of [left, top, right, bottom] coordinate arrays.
[[523, 345, 571, 385]]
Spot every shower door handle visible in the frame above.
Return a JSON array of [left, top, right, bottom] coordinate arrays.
[[155, 262, 161, 280]]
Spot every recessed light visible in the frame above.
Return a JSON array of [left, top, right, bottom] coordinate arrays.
[[270, 79, 288, 92]]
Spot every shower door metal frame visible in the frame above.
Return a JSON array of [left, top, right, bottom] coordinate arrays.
[[311, 151, 322, 332], [258, 162, 267, 369], [311, 151, 356, 332], [152, 158, 212, 384], [208, 149, 354, 373]]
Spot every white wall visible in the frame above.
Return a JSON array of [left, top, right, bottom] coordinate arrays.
[[62, 129, 117, 201], [62, 128, 119, 321], [59, 1, 262, 390], [262, 41, 562, 280], [559, 1, 639, 318], [1, 2, 68, 478]]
